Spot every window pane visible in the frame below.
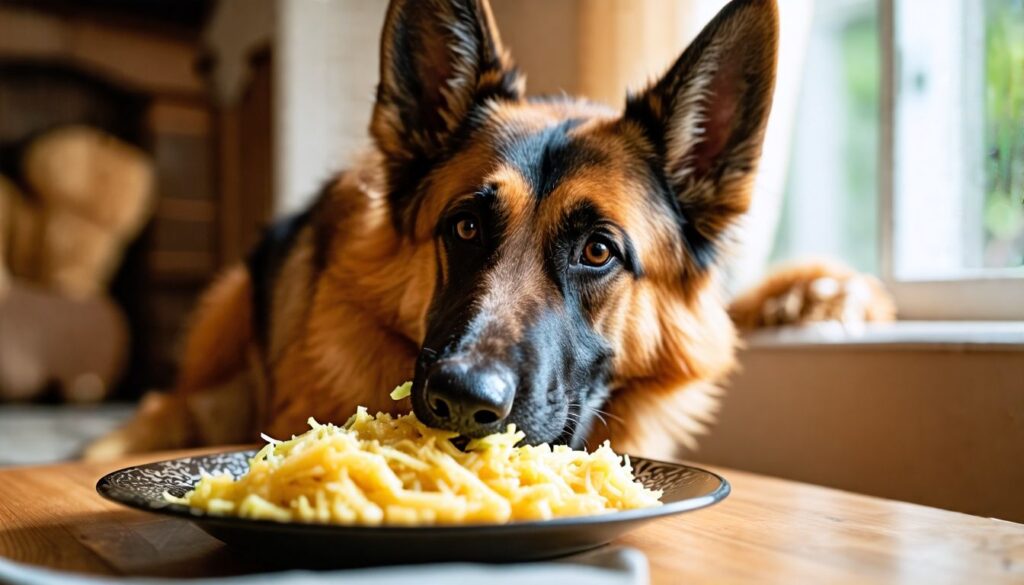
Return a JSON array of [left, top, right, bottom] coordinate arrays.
[[893, 0, 1024, 279], [983, 0, 1024, 268], [771, 0, 880, 274]]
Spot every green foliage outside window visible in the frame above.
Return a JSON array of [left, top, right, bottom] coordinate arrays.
[[983, 0, 1024, 267]]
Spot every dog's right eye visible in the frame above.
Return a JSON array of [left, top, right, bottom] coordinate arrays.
[[452, 214, 481, 243]]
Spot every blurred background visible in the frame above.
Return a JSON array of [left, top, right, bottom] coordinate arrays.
[[0, 0, 1021, 520]]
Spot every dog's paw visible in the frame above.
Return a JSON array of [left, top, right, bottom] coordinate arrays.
[[729, 260, 896, 330], [81, 391, 192, 461], [82, 428, 133, 462]]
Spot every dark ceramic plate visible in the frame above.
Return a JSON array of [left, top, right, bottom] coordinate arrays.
[[97, 449, 728, 566]]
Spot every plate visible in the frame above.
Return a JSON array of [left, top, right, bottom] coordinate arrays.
[[97, 449, 729, 566]]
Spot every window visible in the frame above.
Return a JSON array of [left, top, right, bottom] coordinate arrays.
[[772, 0, 1024, 319], [771, 0, 881, 275]]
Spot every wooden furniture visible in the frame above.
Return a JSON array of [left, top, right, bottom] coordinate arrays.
[[0, 450, 1021, 583], [0, 3, 277, 395]]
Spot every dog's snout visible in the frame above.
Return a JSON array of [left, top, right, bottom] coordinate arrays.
[[424, 360, 516, 436]]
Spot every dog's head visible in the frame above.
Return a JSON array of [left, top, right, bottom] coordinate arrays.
[[370, 0, 778, 446]]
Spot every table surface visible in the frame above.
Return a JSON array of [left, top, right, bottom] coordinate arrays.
[[0, 450, 1022, 584]]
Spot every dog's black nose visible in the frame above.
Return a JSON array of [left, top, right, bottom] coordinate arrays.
[[424, 359, 516, 436]]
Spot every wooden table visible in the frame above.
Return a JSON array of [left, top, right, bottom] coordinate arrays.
[[1, 451, 1022, 584]]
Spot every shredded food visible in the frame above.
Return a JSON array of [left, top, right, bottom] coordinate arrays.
[[167, 388, 662, 526]]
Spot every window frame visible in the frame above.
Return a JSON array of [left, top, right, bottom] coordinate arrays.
[[879, 0, 1024, 320]]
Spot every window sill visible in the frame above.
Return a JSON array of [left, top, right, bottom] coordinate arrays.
[[743, 321, 1024, 352]]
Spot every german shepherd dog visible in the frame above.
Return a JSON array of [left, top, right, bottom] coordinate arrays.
[[87, 0, 891, 461]]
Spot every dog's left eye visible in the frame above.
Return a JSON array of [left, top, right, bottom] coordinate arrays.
[[581, 238, 613, 267]]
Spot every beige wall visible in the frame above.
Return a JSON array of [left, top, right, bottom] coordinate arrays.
[[493, 0, 700, 105], [576, 0, 691, 106], [275, 0, 385, 215], [491, 0, 581, 96], [690, 342, 1024, 522]]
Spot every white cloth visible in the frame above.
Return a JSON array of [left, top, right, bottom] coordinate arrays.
[[0, 547, 648, 585]]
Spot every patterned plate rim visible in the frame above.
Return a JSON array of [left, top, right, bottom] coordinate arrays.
[[96, 449, 730, 533]]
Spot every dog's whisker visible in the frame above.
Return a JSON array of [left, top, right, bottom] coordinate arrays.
[[572, 403, 612, 431], [594, 408, 623, 423]]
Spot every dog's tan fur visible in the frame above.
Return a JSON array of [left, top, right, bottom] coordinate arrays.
[[86, 0, 893, 462]]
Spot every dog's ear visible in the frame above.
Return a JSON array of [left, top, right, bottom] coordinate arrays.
[[624, 0, 778, 267], [372, 0, 523, 168]]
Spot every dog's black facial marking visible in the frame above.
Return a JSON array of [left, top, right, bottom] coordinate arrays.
[[512, 306, 612, 446], [419, 186, 506, 382], [499, 119, 608, 202], [433, 185, 505, 288], [414, 173, 616, 446]]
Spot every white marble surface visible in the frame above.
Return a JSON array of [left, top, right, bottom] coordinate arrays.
[[744, 320, 1024, 350], [0, 404, 134, 467]]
